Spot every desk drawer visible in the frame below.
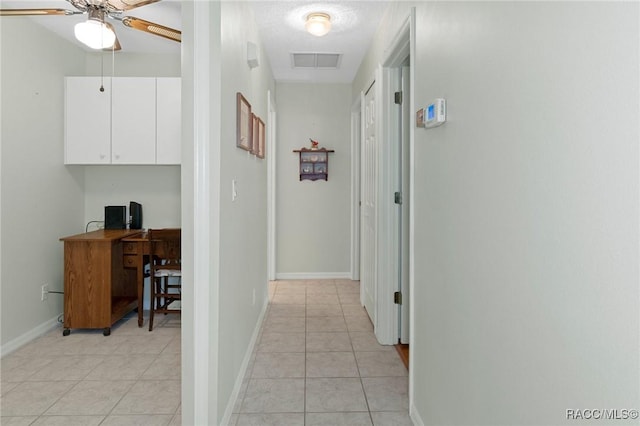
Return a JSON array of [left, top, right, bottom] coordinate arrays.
[[123, 254, 138, 268], [123, 242, 138, 254]]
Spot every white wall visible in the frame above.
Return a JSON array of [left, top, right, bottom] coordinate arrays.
[[218, 2, 275, 422], [179, 2, 202, 423], [355, 2, 639, 425], [0, 20, 181, 349], [182, 3, 275, 421], [84, 52, 181, 77], [82, 53, 181, 230], [83, 166, 181, 230], [275, 83, 352, 277], [1, 19, 86, 348]]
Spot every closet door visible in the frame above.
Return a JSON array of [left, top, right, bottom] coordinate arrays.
[[111, 77, 156, 164], [64, 77, 111, 164], [361, 83, 378, 328]]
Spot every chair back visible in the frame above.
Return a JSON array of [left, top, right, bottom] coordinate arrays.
[[148, 228, 181, 272]]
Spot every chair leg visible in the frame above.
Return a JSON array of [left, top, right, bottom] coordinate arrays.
[[149, 278, 156, 331], [164, 276, 170, 315]]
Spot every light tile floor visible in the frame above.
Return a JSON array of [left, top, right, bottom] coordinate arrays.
[[230, 279, 412, 426], [1, 280, 411, 426], [1, 313, 181, 426]]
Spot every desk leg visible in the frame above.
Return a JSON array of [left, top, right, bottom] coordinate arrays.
[[137, 253, 145, 327]]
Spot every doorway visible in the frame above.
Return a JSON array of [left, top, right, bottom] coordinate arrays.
[[375, 14, 412, 347], [354, 15, 412, 347], [267, 90, 277, 281], [396, 63, 411, 346], [393, 62, 411, 368]]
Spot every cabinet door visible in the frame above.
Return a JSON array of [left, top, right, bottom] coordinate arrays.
[[111, 77, 156, 164], [64, 77, 111, 164], [156, 77, 181, 165]]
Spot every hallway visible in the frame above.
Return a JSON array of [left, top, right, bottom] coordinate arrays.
[[0, 279, 409, 425], [231, 279, 411, 425]]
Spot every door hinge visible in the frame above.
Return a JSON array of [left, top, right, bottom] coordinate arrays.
[[394, 192, 402, 205], [394, 291, 402, 305], [394, 91, 403, 105]]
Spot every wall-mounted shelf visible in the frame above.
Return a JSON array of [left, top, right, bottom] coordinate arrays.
[[293, 148, 335, 181]]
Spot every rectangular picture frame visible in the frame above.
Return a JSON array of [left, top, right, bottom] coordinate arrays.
[[256, 116, 265, 159], [251, 113, 259, 155], [236, 92, 252, 151]]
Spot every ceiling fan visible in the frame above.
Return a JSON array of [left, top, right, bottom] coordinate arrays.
[[0, 0, 181, 51]]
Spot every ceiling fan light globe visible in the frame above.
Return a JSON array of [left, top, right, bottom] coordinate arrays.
[[74, 20, 116, 49], [305, 13, 331, 37]]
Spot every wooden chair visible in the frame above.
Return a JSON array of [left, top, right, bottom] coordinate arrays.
[[148, 228, 181, 331]]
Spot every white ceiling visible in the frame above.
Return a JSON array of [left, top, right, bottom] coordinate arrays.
[[0, 0, 182, 55], [248, 1, 390, 83], [1, 0, 391, 83]]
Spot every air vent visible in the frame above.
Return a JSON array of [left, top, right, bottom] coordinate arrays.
[[291, 53, 342, 69]]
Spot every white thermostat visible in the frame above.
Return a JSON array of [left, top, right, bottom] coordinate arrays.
[[424, 98, 446, 128]]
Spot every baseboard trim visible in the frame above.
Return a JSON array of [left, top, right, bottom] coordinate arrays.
[[1, 314, 61, 358], [220, 296, 269, 426], [411, 403, 425, 426], [275, 272, 351, 280]]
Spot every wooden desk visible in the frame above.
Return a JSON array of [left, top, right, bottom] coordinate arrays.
[[121, 233, 149, 328], [60, 229, 143, 336]]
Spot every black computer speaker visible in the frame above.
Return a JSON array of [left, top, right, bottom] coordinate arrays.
[[129, 201, 143, 230], [104, 206, 126, 230]]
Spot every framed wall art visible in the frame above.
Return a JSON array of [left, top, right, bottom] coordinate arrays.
[[251, 113, 259, 155], [236, 92, 252, 151], [256, 116, 265, 159]]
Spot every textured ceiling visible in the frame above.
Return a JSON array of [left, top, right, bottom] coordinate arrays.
[[2, 0, 390, 83], [0, 0, 181, 54], [249, 1, 391, 83]]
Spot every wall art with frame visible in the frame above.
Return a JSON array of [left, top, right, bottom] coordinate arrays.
[[236, 92, 252, 151], [254, 115, 265, 159]]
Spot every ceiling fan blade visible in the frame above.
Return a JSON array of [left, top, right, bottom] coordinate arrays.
[[107, 0, 160, 11], [102, 22, 122, 51], [0, 8, 79, 16], [121, 16, 181, 42]]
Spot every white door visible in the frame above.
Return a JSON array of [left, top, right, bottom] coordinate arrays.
[[360, 82, 377, 326], [399, 65, 411, 344]]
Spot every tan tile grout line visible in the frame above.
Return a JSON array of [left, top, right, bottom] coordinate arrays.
[[303, 282, 308, 426], [41, 317, 176, 420], [233, 280, 407, 425], [341, 282, 376, 426]]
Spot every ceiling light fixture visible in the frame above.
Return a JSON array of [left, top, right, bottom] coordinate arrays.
[[74, 7, 115, 49], [305, 12, 331, 37]]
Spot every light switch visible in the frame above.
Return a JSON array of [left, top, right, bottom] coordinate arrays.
[[232, 179, 238, 201]]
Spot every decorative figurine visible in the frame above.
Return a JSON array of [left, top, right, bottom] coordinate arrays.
[[309, 138, 319, 150]]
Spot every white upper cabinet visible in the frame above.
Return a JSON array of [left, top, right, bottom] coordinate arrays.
[[64, 76, 181, 165], [111, 77, 156, 164], [156, 77, 181, 165], [65, 77, 111, 164]]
